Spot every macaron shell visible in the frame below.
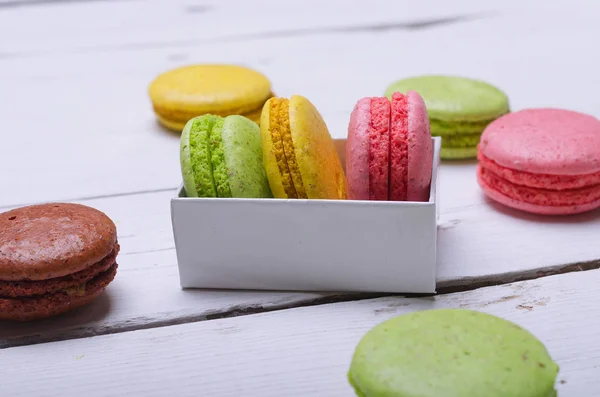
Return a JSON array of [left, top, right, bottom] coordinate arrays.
[[384, 75, 509, 122], [406, 91, 433, 201], [289, 95, 347, 200], [346, 98, 371, 200], [479, 108, 600, 175], [222, 115, 273, 198], [0, 204, 117, 281], [477, 165, 600, 215], [348, 309, 559, 397], [149, 64, 271, 117]]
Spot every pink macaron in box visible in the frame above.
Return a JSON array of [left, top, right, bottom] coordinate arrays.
[[346, 91, 433, 202]]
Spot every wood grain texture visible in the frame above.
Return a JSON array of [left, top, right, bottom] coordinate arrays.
[[2, 270, 598, 396]]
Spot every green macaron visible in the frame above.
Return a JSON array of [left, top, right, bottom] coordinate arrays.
[[384, 75, 509, 159], [180, 114, 272, 198], [348, 308, 558, 397]]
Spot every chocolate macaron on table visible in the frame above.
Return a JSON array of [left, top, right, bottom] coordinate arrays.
[[0, 203, 119, 321]]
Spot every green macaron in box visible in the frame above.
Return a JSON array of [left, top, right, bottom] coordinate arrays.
[[180, 114, 273, 199], [385, 75, 510, 160], [348, 309, 559, 397]]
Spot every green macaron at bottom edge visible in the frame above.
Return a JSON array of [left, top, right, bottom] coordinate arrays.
[[348, 372, 368, 397], [348, 308, 559, 397], [181, 115, 218, 197]]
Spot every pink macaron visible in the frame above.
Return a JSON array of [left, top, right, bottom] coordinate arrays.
[[477, 108, 600, 215], [346, 91, 433, 202]]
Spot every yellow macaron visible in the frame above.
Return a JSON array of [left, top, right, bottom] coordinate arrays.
[[260, 95, 347, 200], [149, 64, 272, 131]]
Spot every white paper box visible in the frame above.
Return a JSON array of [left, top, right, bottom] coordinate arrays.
[[171, 137, 441, 293]]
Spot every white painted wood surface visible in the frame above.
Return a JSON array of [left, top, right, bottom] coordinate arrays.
[[1, 0, 600, 205], [0, 0, 599, 353], [2, 269, 599, 397]]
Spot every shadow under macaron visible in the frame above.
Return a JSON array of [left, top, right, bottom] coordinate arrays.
[[481, 194, 600, 223], [0, 290, 114, 348]]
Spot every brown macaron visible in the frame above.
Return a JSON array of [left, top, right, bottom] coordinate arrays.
[[0, 203, 119, 321]]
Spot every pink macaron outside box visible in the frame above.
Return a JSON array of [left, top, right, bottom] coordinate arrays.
[[171, 94, 441, 295]]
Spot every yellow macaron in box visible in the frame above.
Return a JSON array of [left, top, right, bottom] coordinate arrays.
[[149, 64, 273, 131], [260, 95, 347, 200]]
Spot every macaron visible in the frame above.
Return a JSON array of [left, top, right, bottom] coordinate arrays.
[[260, 95, 347, 200], [0, 203, 119, 321], [384, 75, 509, 160], [149, 64, 273, 131], [181, 114, 272, 198], [477, 108, 600, 215], [348, 308, 559, 397], [346, 91, 433, 202]]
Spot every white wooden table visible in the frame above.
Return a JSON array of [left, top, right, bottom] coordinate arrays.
[[1, 0, 599, 395]]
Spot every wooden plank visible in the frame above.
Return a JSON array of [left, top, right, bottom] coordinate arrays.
[[2, 6, 600, 205], [2, 0, 596, 56], [0, 0, 552, 56], [0, 186, 597, 347], [2, 270, 599, 396]]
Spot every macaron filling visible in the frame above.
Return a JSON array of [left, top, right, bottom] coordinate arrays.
[[478, 152, 600, 190], [478, 166, 600, 207], [269, 98, 307, 199], [188, 117, 218, 197], [389, 93, 409, 201], [0, 263, 118, 320], [430, 118, 491, 135], [154, 96, 271, 127], [366, 95, 410, 201], [368, 98, 390, 200], [0, 246, 119, 298], [441, 133, 482, 149], [209, 117, 233, 198]]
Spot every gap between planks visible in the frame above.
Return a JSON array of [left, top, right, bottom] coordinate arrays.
[[0, 186, 179, 212], [2, 257, 599, 350], [0, 13, 495, 60], [1, 269, 599, 397]]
